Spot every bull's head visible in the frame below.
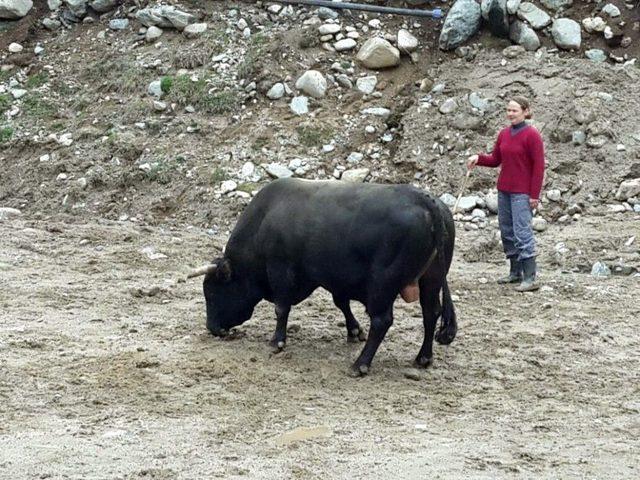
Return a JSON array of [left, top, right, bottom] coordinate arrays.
[[187, 258, 256, 336]]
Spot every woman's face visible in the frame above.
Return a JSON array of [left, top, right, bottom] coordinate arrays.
[[506, 100, 527, 125]]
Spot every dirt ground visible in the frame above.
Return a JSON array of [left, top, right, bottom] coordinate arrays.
[[1, 213, 638, 479]]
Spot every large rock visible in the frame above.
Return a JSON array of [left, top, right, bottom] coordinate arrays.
[[517, 2, 551, 29], [65, 0, 86, 17], [507, 0, 521, 14], [509, 20, 540, 50], [136, 5, 196, 30], [616, 178, 640, 201], [89, 0, 117, 12], [551, 18, 581, 50], [0, 0, 32, 18], [295, 70, 327, 99], [481, 0, 509, 38], [540, 0, 572, 10], [356, 37, 400, 69], [439, 0, 482, 51]]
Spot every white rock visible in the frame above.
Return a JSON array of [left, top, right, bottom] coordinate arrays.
[[601, 4, 620, 17], [58, 133, 73, 146], [290, 96, 309, 115], [341, 168, 370, 183], [356, 75, 377, 94], [0, 0, 32, 19], [183, 22, 207, 38], [347, 152, 364, 163], [591, 261, 611, 278], [439, 98, 457, 114], [241, 162, 255, 178], [145, 25, 163, 42], [295, 70, 327, 99], [397, 29, 418, 52], [546, 189, 561, 202], [220, 180, 237, 194], [439, 193, 456, 208], [616, 178, 640, 201], [10, 88, 27, 99], [318, 23, 341, 35], [356, 37, 400, 69], [361, 107, 391, 119], [0, 207, 22, 220], [457, 196, 479, 212], [148, 80, 163, 98], [8, 42, 23, 53], [267, 83, 285, 100], [551, 18, 581, 50], [265, 163, 293, 179], [517, 2, 551, 29], [532, 217, 548, 232], [334, 38, 357, 51]]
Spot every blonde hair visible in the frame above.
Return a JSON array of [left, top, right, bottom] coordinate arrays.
[[510, 96, 532, 119]]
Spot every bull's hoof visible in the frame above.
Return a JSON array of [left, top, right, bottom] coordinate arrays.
[[349, 363, 369, 377], [435, 328, 456, 345], [414, 355, 433, 369], [269, 338, 286, 352], [347, 328, 366, 343]]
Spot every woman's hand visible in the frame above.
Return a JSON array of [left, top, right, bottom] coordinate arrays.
[[530, 198, 539, 210], [467, 154, 479, 170]]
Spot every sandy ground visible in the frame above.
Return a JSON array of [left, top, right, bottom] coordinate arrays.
[[1, 214, 639, 480]]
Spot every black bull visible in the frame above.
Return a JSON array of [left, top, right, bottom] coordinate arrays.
[[190, 178, 457, 375]]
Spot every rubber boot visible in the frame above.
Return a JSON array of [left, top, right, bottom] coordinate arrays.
[[515, 257, 540, 292], [497, 257, 522, 284]]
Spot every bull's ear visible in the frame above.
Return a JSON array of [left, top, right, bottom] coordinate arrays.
[[214, 258, 232, 283]]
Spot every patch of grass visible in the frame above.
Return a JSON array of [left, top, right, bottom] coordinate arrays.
[[211, 166, 229, 183], [238, 33, 267, 80], [236, 182, 259, 194], [0, 94, 11, 114], [0, 70, 13, 84], [83, 57, 148, 95], [165, 75, 239, 114], [22, 95, 57, 119], [251, 135, 269, 151], [0, 126, 13, 144], [25, 72, 49, 89], [160, 76, 173, 94], [296, 124, 334, 148], [145, 157, 186, 184]]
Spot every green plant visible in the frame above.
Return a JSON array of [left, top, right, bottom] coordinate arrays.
[[25, 72, 49, 89], [83, 57, 148, 95], [211, 167, 228, 183], [0, 94, 11, 114], [166, 75, 239, 114], [0, 126, 13, 144], [160, 76, 173, 94], [22, 95, 57, 119], [238, 33, 267, 80], [236, 182, 259, 194], [296, 124, 334, 148], [144, 157, 187, 184]]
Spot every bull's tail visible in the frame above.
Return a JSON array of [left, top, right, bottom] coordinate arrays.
[[435, 277, 457, 345]]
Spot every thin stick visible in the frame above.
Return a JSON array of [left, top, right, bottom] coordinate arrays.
[[452, 169, 472, 214]]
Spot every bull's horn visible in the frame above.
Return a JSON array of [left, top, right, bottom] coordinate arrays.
[[186, 264, 218, 279]]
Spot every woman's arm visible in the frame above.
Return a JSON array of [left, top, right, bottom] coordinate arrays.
[[528, 130, 545, 201], [470, 130, 503, 169]]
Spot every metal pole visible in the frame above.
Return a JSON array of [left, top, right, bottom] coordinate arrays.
[[270, 0, 444, 19]]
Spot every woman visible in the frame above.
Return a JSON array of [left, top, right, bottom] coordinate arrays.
[[467, 96, 545, 292]]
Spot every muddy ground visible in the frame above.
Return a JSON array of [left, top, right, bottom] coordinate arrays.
[[1, 213, 638, 479]]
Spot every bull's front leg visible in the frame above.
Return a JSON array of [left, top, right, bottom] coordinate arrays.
[[351, 306, 393, 376], [270, 304, 290, 352], [332, 295, 366, 343]]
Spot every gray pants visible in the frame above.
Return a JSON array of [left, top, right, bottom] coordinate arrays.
[[498, 191, 536, 261]]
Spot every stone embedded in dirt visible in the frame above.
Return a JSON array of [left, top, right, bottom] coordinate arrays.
[[341, 168, 370, 183], [517, 2, 551, 30], [267, 83, 285, 100], [582, 17, 606, 34], [346, 152, 364, 163], [439, 98, 457, 114], [148, 80, 163, 98], [265, 163, 293, 179], [361, 107, 391, 119], [509, 20, 540, 51], [317, 7, 338, 20], [616, 178, 640, 201], [184, 23, 207, 39], [334, 38, 357, 52], [601, 4, 621, 18], [89, 0, 118, 13], [468, 92, 491, 111], [439, 193, 456, 208], [585, 49, 607, 63], [586, 135, 607, 149], [290, 96, 309, 115], [502, 45, 526, 58], [471, 208, 486, 219], [439, 0, 481, 51], [220, 180, 237, 194], [356, 75, 377, 95], [591, 261, 611, 278], [109, 19, 129, 31], [335, 74, 352, 89], [66, 0, 87, 18], [295, 70, 327, 99], [43, 18, 62, 30], [546, 189, 561, 202], [356, 37, 400, 69], [136, 5, 196, 31], [481, 0, 509, 38], [540, 0, 572, 10], [572, 131, 586, 144], [532, 217, 548, 231], [458, 196, 479, 212], [397, 29, 418, 52], [152, 100, 166, 112], [8, 42, 23, 53], [551, 18, 581, 50], [145, 26, 163, 42], [0, 0, 32, 19], [485, 192, 499, 213], [10, 88, 26, 99], [0, 207, 22, 221], [318, 23, 340, 35], [141, 246, 167, 260]]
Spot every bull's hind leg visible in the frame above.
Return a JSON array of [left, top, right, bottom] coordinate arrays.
[[415, 278, 442, 368], [270, 304, 290, 352], [333, 295, 366, 343]]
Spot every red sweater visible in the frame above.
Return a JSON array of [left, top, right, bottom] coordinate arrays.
[[477, 125, 545, 200]]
